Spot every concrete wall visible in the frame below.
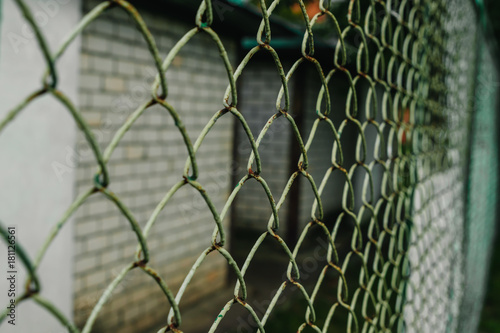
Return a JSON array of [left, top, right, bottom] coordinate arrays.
[[0, 0, 81, 332], [69, 1, 237, 331]]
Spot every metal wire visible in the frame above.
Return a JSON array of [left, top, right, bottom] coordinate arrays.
[[0, 0, 496, 332]]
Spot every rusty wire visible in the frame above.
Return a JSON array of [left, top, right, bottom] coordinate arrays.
[[0, 0, 492, 332]]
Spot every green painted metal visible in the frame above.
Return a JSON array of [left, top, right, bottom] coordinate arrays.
[[0, 0, 497, 332], [460, 32, 499, 333], [227, 0, 246, 5]]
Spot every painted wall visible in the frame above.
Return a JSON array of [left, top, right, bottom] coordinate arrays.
[[0, 0, 81, 332]]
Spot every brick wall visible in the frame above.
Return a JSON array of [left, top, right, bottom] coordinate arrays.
[[72, 1, 237, 331]]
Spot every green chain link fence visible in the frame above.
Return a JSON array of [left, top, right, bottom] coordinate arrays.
[[0, 0, 498, 332]]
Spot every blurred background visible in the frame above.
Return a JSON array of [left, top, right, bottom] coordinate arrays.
[[0, 0, 499, 332], [478, 2, 500, 332]]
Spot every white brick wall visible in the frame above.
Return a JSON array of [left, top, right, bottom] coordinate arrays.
[[73, 1, 237, 331]]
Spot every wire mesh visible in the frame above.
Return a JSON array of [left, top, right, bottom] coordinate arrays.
[[0, 0, 497, 332]]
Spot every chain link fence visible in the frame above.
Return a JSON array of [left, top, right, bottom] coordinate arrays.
[[0, 0, 498, 332]]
